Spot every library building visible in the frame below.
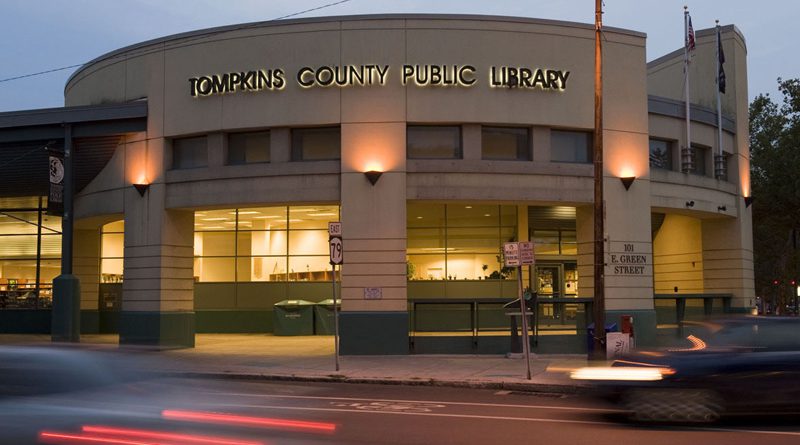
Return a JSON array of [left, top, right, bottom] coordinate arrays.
[[0, 14, 753, 354]]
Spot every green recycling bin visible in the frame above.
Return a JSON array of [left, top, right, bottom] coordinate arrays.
[[314, 299, 340, 335], [273, 299, 315, 335]]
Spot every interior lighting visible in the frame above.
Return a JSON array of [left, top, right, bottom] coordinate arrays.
[[201, 218, 228, 221], [619, 176, 636, 191]]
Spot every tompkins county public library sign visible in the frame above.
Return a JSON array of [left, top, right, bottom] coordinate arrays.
[[188, 64, 571, 97]]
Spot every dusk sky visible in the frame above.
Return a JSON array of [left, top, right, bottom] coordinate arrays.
[[1, 0, 796, 112]]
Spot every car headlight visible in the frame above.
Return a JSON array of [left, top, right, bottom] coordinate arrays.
[[569, 366, 675, 381]]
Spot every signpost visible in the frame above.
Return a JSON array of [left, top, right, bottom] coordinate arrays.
[[504, 241, 534, 380], [328, 222, 343, 372]]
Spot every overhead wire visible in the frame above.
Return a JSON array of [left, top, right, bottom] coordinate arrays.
[[0, 0, 353, 85]]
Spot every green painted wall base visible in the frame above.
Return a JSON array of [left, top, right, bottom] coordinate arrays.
[[81, 310, 99, 334], [51, 274, 80, 342], [119, 311, 195, 348], [605, 309, 658, 348], [0, 310, 51, 333], [340, 311, 408, 355]]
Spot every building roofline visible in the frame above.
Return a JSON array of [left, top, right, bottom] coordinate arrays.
[[66, 13, 645, 89], [647, 24, 745, 68], [648, 94, 735, 133], [0, 100, 147, 130]]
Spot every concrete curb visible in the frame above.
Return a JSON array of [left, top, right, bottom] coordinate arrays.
[[163, 370, 590, 395]]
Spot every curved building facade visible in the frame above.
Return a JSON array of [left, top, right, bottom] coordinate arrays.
[[1, 15, 753, 353]]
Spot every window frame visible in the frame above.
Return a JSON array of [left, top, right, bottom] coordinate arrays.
[[291, 126, 341, 162], [407, 125, 463, 160], [481, 125, 531, 161]]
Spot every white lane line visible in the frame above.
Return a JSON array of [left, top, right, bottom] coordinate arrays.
[[199, 392, 618, 413], [205, 403, 800, 436]]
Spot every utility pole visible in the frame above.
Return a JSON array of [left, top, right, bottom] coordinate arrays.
[[591, 0, 606, 360]]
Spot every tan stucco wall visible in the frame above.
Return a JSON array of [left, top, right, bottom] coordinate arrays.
[[63, 15, 752, 315]]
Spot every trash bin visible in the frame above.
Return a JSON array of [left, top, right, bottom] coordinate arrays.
[[273, 300, 315, 336], [314, 299, 339, 335], [586, 322, 618, 353]]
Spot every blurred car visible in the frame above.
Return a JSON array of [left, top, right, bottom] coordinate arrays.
[[571, 316, 800, 423], [0, 346, 124, 397]]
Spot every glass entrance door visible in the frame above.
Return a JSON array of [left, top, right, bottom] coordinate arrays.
[[534, 264, 561, 298]]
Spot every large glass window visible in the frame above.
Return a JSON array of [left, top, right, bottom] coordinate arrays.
[[291, 127, 340, 161], [551, 130, 592, 163], [172, 136, 208, 169], [407, 126, 462, 159], [482, 126, 530, 160], [193, 205, 340, 282], [228, 131, 270, 165], [407, 204, 517, 280], [0, 197, 61, 309], [649, 139, 673, 170], [100, 220, 124, 283], [532, 229, 577, 256]]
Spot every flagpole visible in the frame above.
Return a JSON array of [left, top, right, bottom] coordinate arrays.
[[682, 6, 692, 173], [714, 20, 725, 179]]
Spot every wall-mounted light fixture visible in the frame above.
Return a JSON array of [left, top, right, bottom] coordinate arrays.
[[364, 170, 383, 186], [685, 200, 695, 208], [133, 183, 150, 197], [717, 205, 727, 212], [744, 196, 754, 208], [619, 176, 636, 191]]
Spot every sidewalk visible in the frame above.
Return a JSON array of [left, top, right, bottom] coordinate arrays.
[[0, 334, 598, 393]]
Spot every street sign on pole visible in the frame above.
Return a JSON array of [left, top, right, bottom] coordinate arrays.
[[328, 221, 342, 237], [519, 241, 535, 266], [503, 242, 521, 267], [329, 237, 343, 265]]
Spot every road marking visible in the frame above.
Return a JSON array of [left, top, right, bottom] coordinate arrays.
[[213, 403, 615, 426], [207, 403, 800, 436], [201, 391, 618, 413]]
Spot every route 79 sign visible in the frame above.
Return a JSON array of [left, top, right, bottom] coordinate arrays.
[[329, 236, 343, 265]]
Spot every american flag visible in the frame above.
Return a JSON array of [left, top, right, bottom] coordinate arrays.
[[686, 15, 696, 51]]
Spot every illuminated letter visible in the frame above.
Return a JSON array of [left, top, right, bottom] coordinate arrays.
[[317, 66, 334, 87], [376, 65, 389, 85], [546, 70, 559, 89], [520, 68, 533, 88], [402, 65, 414, 85], [555, 71, 570, 90], [189, 78, 199, 96], [350, 65, 364, 86], [229, 72, 241, 92], [335, 66, 348, 86], [459, 66, 476, 86], [297, 67, 314, 88], [489, 67, 502, 87], [430, 65, 441, 84], [532, 69, 546, 89], [197, 76, 213, 96], [211, 74, 228, 94], [273, 69, 285, 89]]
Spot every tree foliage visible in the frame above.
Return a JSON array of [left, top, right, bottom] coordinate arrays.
[[749, 78, 800, 305]]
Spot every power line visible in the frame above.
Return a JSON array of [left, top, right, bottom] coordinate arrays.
[[0, 0, 353, 85]]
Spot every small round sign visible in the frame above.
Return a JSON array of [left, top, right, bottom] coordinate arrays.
[[49, 157, 64, 184]]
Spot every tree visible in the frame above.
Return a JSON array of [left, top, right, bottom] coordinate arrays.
[[749, 78, 800, 312]]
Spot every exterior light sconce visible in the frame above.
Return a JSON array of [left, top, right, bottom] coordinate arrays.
[[717, 205, 727, 212], [685, 200, 695, 208], [364, 170, 383, 186], [133, 183, 150, 197], [620, 176, 636, 191], [744, 196, 754, 208]]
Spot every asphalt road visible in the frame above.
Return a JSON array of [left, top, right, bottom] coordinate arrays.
[[3, 378, 800, 444]]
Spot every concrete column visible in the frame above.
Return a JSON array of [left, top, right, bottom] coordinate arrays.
[[120, 137, 195, 348], [702, 216, 755, 310], [462, 124, 481, 160], [339, 122, 408, 354], [73, 228, 100, 333]]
